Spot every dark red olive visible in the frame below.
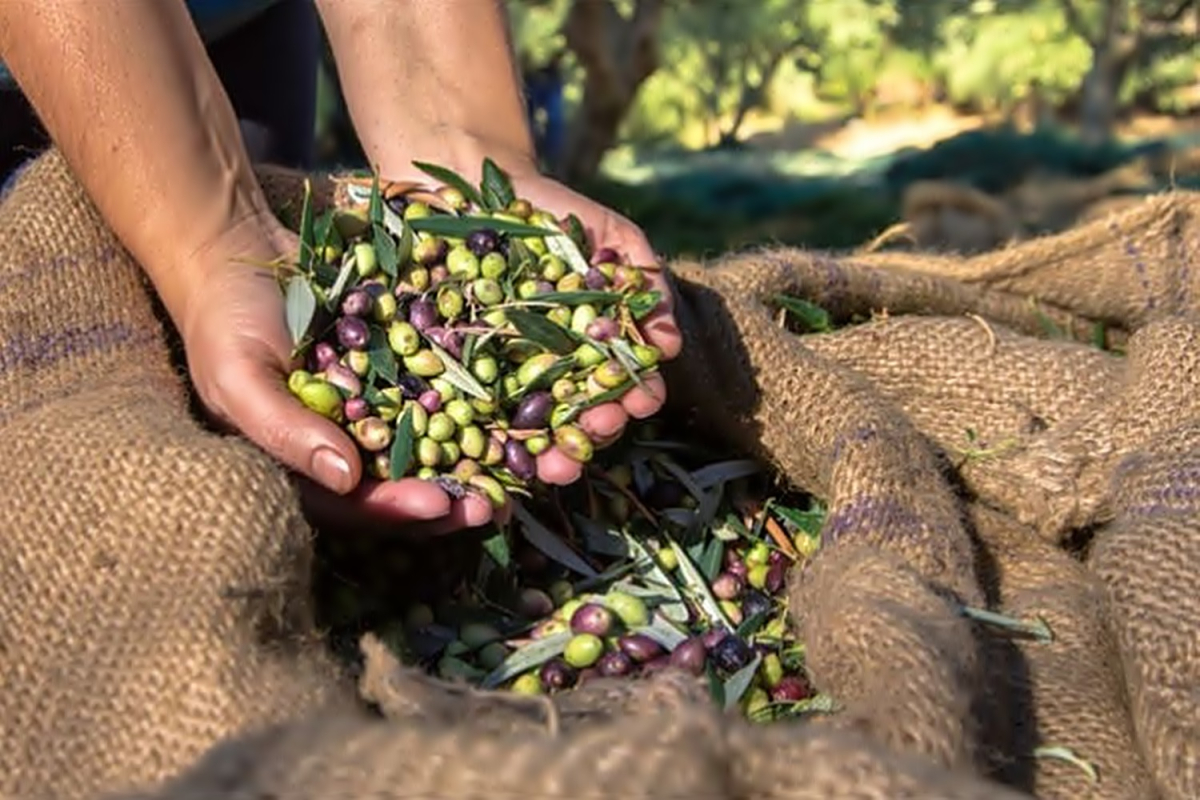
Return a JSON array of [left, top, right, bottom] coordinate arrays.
[[768, 549, 788, 567], [765, 562, 787, 595], [617, 633, 665, 663], [771, 675, 814, 703], [711, 572, 744, 601], [584, 267, 609, 290], [596, 651, 634, 678], [591, 247, 620, 265], [702, 627, 730, 651], [313, 341, 339, 371], [669, 637, 708, 676], [727, 560, 748, 580], [341, 289, 373, 318], [408, 298, 438, 332], [336, 316, 370, 350], [504, 439, 537, 481], [510, 391, 554, 430], [740, 589, 773, 621], [466, 228, 500, 256], [710, 635, 754, 673], [539, 658, 578, 691], [425, 326, 464, 360], [570, 603, 615, 637]]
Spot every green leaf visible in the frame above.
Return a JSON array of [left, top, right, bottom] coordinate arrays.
[[572, 514, 630, 558], [511, 356, 575, 400], [284, 275, 317, 347], [427, 341, 491, 401], [512, 502, 598, 578], [668, 537, 734, 630], [479, 630, 570, 689], [960, 605, 1054, 643], [722, 652, 763, 711], [481, 530, 511, 569], [706, 664, 726, 707], [506, 238, 536, 279], [564, 213, 592, 260], [558, 379, 637, 425], [631, 613, 689, 650], [367, 171, 384, 226], [324, 249, 359, 309], [411, 160, 485, 209], [505, 308, 580, 354], [506, 290, 623, 309], [389, 405, 416, 480], [609, 337, 649, 391], [772, 503, 827, 537], [367, 328, 399, 384], [298, 179, 316, 272], [543, 229, 590, 275], [697, 537, 724, 582], [407, 215, 548, 239], [619, 530, 688, 624], [480, 157, 516, 211], [627, 290, 662, 321], [773, 294, 832, 333], [690, 459, 762, 491], [373, 223, 399, 278]]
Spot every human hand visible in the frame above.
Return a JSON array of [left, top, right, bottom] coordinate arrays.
[[507, 174, 684, 487], [180, 213, 503, 537]]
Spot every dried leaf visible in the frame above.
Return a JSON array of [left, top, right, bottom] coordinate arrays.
[[428, 341, 491, 401], [284, 275, 317, 347], [389, 405, 416, 480], [479, 630, 570, 689], [411, 160, 485, 208], [513, 502, 598, 578]]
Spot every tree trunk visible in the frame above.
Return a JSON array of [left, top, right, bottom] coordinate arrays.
[[1079, 49, 1122, 144], [559, 0, 666, 183]]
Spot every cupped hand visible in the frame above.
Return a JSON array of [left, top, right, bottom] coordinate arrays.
[[510, 174, 684, 487], [179, 212, 501, 536]]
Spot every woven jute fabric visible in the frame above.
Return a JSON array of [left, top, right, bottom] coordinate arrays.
[[1, 147, 1196, 799]]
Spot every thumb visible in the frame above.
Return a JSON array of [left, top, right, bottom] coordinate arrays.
[[216, 355, 364, 495]]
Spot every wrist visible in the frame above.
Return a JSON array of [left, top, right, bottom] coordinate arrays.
[[368, 126, 540, 188]]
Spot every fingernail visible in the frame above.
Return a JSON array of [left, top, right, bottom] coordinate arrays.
[[312, 447, 354, 494]]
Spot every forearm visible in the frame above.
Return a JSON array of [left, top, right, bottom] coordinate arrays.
[[0, 0, 272, 330], [315, 0, 537, 180]]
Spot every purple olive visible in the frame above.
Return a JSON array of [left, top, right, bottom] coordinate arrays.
[[768, 549, 788, 567], [569, 603, 615, 637], [740, 589, 773, 621], [617, 633, 665, 663], [504, 439, 537, 481], [386, 195, 408, 216], [510, 391, 554, 430], [344, 397, 370, 422], [313, 341, 339, 371], [711, 572, 744, 601], [466, 228, 500, 257], [584, 317, 620, 342], [771, 675, 814, 703], [539, 658, 578, 692], [669, 637, 708, 676], [726, 559, 749, 580], [596, 651, 634, 678], [396, 373, 431, 400], [765, 562, 787, 595], [341, 289, 373, 318], [710, 635, 754, 673], [418, 390, 443, 414], [336, 316, 370, 351], [584, 267, 609, 290], [591, 247, 620, 265], [408, 298, 439, 332], [425, 326, 464, 360], [702, 627, 730, 651]]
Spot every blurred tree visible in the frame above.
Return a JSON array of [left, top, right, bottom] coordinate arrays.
[[1059, 0, 1198, 142]]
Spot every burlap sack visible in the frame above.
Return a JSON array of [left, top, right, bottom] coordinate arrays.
[[1, 147, 1194, 800]]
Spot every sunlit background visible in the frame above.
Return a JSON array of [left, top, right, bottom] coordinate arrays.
[[315, 0, 1199, 260]]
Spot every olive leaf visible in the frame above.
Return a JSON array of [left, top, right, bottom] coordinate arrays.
[[736, 609, 771, 639], [511, 356, 574, 400], [697, 537, 724, 582], [668, 537, 734, 630], [505, 308, 580, 354], [412, 160, 485, 209], [479, 630, 570, 689], [545, 231, 591, 276], [690, 459, 761, 491], [960, 606, 1054, 643], [773, 294, 832, 333], [427, 341, 491, 401], [1033, 747, 1100, 783], [632, 613, 689, 650], [367, 171, 384, 226], [609, 337, 649, 391], [284, 275, 317, 347], [513, 501, 599, 578], [372, 223, 399, 278], [481, 530, 511, 569], [564, 213, 592, 261], [722, 652, 763, 711], [627, 290, 662, 321], [506, 238, 536, 278], [557, 379, 636, 425], [389, 405, 416, 480], [324, 248, 359, 309], [620, 530, 688, 623], [480, 157, 516, 211], [298, 179, 316, 272], [507, 290, 622, 308], [367, 327, 399, 384], [406, 215, 547, 238], [572, 514, 630, 558], [772, 502, 826, 537]]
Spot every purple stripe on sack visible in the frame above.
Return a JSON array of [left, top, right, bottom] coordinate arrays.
[[1110, 219, 1155, 311], [831, 425, 879, 461], [0, 244, 122, 294], [1123, 464, 1200, 518], [0, 322, 158, 375], [822, 496, 927, 547]]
